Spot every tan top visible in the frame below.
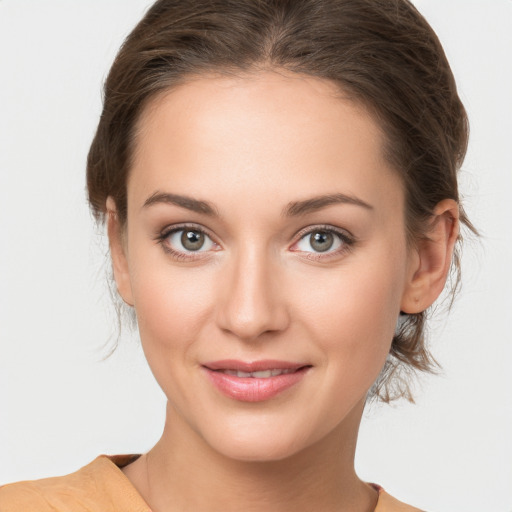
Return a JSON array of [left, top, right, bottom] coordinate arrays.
[[0, 455, 424, 511]]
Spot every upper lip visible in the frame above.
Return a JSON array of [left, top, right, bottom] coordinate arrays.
[[202, 360, 309, 372]]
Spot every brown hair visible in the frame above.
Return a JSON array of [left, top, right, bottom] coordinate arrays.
[[87, 0, 474, 402]]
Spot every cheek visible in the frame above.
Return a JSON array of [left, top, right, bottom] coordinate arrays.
[[129, 264, 220, 413], [290, 253, 406, 379], [305, 282, 398, 418], [130, 256, 215, 361]]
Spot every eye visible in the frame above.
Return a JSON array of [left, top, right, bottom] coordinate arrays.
[[292, 226, 354, 257], [159, 225, 218, 257]]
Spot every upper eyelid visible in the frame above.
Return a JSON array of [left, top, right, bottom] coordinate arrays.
[[294, 224, 354, 241], [159, 223, 217, 240]]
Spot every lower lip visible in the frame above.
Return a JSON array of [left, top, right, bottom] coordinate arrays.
[[203, 367, 309, 402]]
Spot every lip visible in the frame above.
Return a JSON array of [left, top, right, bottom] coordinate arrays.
[[203, 359, 306, 372], [202, 360, 311, 402]]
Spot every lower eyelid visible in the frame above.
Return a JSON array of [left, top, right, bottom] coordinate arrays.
[[296, 240, 354, 262]]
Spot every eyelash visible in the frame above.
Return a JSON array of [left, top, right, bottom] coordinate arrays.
[[292, 224, 355, 261], [155, 223, 355, 262], [155, 223, 219, 261]]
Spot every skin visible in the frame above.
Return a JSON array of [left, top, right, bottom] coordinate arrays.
[[108, 70, 459, 512]]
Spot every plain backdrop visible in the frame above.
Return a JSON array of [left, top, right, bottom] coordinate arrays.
[[0, 1, 511, 511]]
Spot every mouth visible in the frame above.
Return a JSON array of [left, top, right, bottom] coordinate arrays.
[[202, 360, 311, 402]]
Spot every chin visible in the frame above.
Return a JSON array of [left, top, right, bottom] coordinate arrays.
[[198, 415, 325, 463], [213, 436, 306, 463]]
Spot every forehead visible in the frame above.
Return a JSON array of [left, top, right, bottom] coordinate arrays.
[[128, 71, 403, 218], [135, 70, 379, 160]]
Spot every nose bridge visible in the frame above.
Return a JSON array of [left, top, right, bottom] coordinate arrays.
[[216, 242, 288, 341]]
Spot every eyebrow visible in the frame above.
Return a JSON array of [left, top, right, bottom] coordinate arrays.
[[142, 191, 219, 216], [283, 193, 373, 217], [142, 191, 373, 217]]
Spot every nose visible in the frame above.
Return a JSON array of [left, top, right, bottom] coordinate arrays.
[[215, 246, 290, 342]]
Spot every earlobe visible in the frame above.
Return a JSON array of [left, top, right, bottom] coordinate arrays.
[[401, 199, 459, 314], [106, 197, 134, 307]]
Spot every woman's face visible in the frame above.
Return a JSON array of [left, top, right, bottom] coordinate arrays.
[[113, 71, 417, 461]]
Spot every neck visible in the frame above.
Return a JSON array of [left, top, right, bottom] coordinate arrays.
[[125, 398, 377, 512]]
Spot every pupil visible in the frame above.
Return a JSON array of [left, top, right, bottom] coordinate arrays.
[[310, 232, 333, 252], [181, 230, 204, 251]]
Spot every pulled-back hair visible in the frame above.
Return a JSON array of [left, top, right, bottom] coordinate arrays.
[[87, 0, 474, 402]]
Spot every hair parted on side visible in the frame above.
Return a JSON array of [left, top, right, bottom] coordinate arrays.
[[87, 0, 475, 402]]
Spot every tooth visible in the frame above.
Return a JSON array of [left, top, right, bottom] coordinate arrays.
[[220, 368, 297, 378], [252, 370, 272, 378]]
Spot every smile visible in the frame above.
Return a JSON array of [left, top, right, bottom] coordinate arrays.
[[202, 360, 311, 402]]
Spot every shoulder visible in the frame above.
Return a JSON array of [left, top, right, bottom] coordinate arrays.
[[0, 455, 150, 512], [376, 487, 426, 512]]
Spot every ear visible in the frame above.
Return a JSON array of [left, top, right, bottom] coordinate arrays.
[[106, 197, 134, 307], [401, 199, 460, 314]]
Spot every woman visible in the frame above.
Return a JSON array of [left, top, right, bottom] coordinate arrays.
[[0, 0, 477, 510]]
